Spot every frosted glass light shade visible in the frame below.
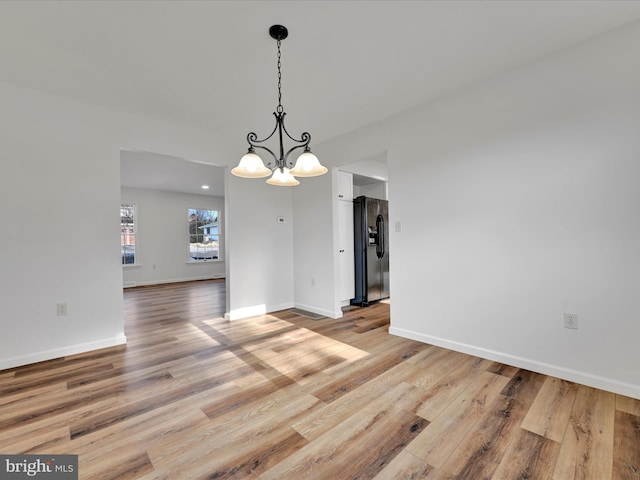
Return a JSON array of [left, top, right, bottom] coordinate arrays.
[[266, 167, 300, 186], [290, 151, 327, 177], [231, 152, 271, 178]]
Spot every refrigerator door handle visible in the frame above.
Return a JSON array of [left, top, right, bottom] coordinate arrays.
[[376, 214, 384, 259]]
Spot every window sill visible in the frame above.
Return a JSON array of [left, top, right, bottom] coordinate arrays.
[[186, 259, 222, 265], [122, 263, 142, 268]]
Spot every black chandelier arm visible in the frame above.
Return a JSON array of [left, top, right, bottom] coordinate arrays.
[[280, 115, 312, 147], [245, 115, 280, 146], [247, 142, 279, 168], [246, 110, 314, 170], [247, 113, 312, 149], [283, 143, 310, 168]]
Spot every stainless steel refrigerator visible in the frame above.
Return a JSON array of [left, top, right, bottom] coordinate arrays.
[[351, 196, 390, 306]]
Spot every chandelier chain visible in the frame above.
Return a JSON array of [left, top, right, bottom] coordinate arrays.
[[276, 39, 283, 113]]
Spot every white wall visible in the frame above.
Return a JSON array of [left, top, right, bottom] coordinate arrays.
[[356, 182, 387, 201], [315, 21, 640, 398], [121, 187, 225, 286], [0, 78, 290, 369], [224, 174, 295, 320], [292, 173, 337, 317], [0, 83, 126, 369], [340, 151, 388, 182]]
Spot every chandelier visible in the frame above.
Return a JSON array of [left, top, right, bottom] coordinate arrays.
[[231, 25, 327, 186]]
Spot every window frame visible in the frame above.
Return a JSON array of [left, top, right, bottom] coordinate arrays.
[[187, 207, 221, 263], [121, 203, 138, 266]]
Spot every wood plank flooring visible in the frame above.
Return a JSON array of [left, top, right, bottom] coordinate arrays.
[[1, 279, 639, 479]]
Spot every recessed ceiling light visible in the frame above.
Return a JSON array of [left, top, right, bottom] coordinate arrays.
[[201, 185, 209, 190]]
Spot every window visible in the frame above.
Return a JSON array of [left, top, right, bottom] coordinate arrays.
[[188, 208, 219, 261], [121, 204, 136, 264]]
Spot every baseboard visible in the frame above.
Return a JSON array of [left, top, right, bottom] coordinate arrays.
[[225, 302, 298, 321], [0, 333, 127, 371], [267, 302, 295, 314], [294, 302, 342, 319], [225, 304, 266, 321], [389, 326, 640, 400], [123, 274, 225, 288]]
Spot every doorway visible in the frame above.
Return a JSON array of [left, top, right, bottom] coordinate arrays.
[[119, 149, 226, 310]]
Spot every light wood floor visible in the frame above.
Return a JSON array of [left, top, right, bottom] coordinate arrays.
[[1, 280, 638, 479]]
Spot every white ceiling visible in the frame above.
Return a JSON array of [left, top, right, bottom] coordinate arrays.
[[120, 149, 225, 197], [2, 1, 640, 194]]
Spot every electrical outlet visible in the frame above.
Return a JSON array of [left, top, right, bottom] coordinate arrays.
[[57, 303, 68, 316], [564, 313, 578, 329]]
